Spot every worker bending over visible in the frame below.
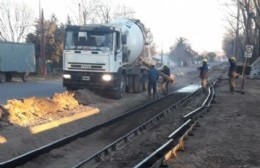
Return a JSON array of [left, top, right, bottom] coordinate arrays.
[[160, 65, 171, 95]]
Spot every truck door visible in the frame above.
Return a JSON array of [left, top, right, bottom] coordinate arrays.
[[115, 31, 122, 63]]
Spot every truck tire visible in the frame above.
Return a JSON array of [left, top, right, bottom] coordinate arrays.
[[126, 75, 134, 93], [0, 73, 6, 83], [6, 73, 12, 82], [66, 87, 77, 91], [133, 74, 143, 93], [112, 77, 126, 99], [21, 73, 27, 82], [142, 74, 148, 91]]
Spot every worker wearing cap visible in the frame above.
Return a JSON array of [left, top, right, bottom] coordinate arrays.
[[160, 65, 171, 95], [199, 58, 209, 93], [148, 64, 159, 99], [228, 56, 238, 92]]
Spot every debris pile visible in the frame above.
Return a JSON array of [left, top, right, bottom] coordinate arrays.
[[3, 91, 79, 126]]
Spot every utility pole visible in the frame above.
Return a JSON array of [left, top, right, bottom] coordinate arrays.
[[78, 3, 82, 25], [39, 0, 45, 77], [233, 2, 240, 58], [40, 9, 45, 77]]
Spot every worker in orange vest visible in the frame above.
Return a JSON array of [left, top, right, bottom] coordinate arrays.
[[198, 59, 209, 93], [228, 56, 238, 92]]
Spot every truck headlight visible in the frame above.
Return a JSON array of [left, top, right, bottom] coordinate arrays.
[[102, 74, 112, 81], [63, 74, 71, 79]]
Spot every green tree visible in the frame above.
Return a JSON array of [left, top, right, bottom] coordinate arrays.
[[207, 52, 217, 62], [44, 15, 64, 67], [26, 14, 64, 73], [169, 37, 196, 67]]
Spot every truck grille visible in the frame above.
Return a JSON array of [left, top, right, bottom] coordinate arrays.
[[68, 62, 105, 71]]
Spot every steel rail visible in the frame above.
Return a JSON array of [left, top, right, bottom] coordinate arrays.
[[133, 139, 174, 168], [72, 91, 200, 168], [133, 79, 219, 168], [0, 86, 197, 168], [133, 119, 192, 168], [182, 87, 212, 121], [0, 92, 176, 168]]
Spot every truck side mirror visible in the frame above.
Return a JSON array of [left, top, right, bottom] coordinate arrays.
[[122, 34, 127, 44]]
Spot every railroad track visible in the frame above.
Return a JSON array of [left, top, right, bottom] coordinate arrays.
[[0, 77, 221, 168], [0, 85, 204, 168], [133, 80, 219, 168], [91, 80, 218, 168]]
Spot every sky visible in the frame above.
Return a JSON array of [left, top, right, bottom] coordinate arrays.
[[21, 0, 228, 54]]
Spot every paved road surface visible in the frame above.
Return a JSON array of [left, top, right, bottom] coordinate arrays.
[[0, 79, 65, 105], [0, 62, 224, 105]]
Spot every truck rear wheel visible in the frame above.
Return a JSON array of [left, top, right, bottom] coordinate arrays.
[[133, 74, 143, 93], [66, 87, 77, 91], [0, 73, 6, 83], [142, 74, 148, 91], [6, 73, 12, 82], [126, 75, 134, 93], [21, 73, 27, 82]]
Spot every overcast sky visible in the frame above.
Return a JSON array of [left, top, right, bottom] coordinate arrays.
[[21, 0, 228, 54]]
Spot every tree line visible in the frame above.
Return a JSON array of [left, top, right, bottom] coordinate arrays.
[[222, 0, 260, 64], [168, 0, 260, 67], [0, 0, 137, 73], [3, 0, 255, 73]]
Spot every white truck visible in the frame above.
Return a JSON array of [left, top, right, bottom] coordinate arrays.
[[0, 42, 35, 82], [63, 19, 150, 98]]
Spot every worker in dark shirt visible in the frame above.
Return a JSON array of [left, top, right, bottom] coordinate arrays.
[[199, 59, 209, 93], [228, 56, 238, 92], [148, 64, 159, 99], [161, 65, 171, 95]]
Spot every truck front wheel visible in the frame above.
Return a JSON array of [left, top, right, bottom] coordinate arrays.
[[66, 87, 77, 91], [112, 76, 126, 99], [126, 75, 134, 93], [133, 74, 143, 93]]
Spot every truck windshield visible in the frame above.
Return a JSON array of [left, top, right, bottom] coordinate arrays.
[[65, 31, 113, 51]]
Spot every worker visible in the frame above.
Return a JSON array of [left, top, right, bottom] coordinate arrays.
[[160, 65, 171, 95], [148, 64, 159, 99], [228, 56, 238, 92], [198, 58, 209, 93]]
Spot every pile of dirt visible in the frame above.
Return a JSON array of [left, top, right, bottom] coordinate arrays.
[[2, 91, 79, 126], [74, 89, 112, 105]]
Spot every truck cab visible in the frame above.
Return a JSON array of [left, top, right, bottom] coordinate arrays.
[[63, 19, 148, 99], [63, 25, 123, 91]]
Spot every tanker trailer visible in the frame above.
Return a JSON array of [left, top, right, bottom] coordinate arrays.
[[62, 19, 149, 99]]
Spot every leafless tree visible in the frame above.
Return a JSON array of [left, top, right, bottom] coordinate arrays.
[[80, 0, 100, 24], [223, 0, 260, 62], [69, 0, 135, 24], [0, 0, 34, 42], [96, 0, 113, 23], [68, 0, 98, 25], [96, 3, 135, 23], [113, 5, 135, 19]]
